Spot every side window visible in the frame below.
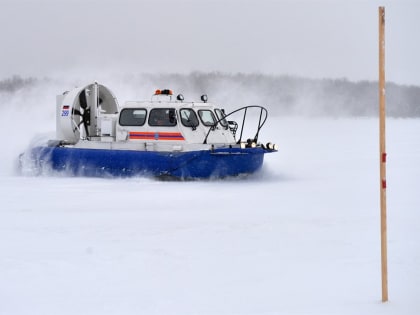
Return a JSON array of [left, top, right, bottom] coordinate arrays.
[[198, 110, 216, 127], [215, 108, 228, 128], [148, 108, 177, 127], [119, 108, 147, 126], [180, 108, 199, 128]]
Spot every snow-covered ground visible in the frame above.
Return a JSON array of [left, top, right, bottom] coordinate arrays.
[[0, 113, 419, 314]]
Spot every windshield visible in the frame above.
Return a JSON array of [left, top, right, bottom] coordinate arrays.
[[198, 110, 216, 127]]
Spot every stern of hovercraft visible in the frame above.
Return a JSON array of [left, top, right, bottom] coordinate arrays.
[[56, 82, 119, 144]]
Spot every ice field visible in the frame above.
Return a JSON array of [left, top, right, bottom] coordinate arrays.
[[1, 113, 419, 314]]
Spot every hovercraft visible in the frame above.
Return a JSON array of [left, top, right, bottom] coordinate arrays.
[[19, 82, 278, 179]]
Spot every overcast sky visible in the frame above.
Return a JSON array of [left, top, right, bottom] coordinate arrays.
[[0, 0, 419, 85]]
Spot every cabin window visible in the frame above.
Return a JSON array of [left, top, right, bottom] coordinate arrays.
[[215, 108, 228, 128], [198, 110, 216, 127], [148, 108, 177, 127], [180, 108, 199, 128], [119, 108, 147, 126]]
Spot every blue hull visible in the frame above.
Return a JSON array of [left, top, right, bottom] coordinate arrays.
[[25, 146, 267, 179]]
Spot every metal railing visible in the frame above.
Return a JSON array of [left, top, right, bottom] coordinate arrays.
[[203, 105, 268, 144]]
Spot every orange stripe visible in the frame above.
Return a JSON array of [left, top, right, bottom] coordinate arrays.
[[129, 131, 185, 141], [159, 137, 185, 140]]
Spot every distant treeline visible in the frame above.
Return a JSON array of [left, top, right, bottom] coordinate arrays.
[[0, 76, 38, 93], [1, 73, 419, 117]]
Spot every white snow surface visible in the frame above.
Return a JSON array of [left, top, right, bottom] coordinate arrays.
[[0, 115, 419, 314]]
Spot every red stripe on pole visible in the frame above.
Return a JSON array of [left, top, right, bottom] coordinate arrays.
[[382, 152, 387, 163], [382, 179, 387, 189]]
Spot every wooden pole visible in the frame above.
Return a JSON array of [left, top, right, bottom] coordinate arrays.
[[378, 6, 388, 303]]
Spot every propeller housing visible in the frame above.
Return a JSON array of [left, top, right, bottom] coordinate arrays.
[[56, 83, 119, 143]]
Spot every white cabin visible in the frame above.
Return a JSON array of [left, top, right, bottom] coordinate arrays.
[[55, 83, 237, 152]]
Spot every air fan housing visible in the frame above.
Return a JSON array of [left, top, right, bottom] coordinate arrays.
[[55, 83, 119, 143]]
